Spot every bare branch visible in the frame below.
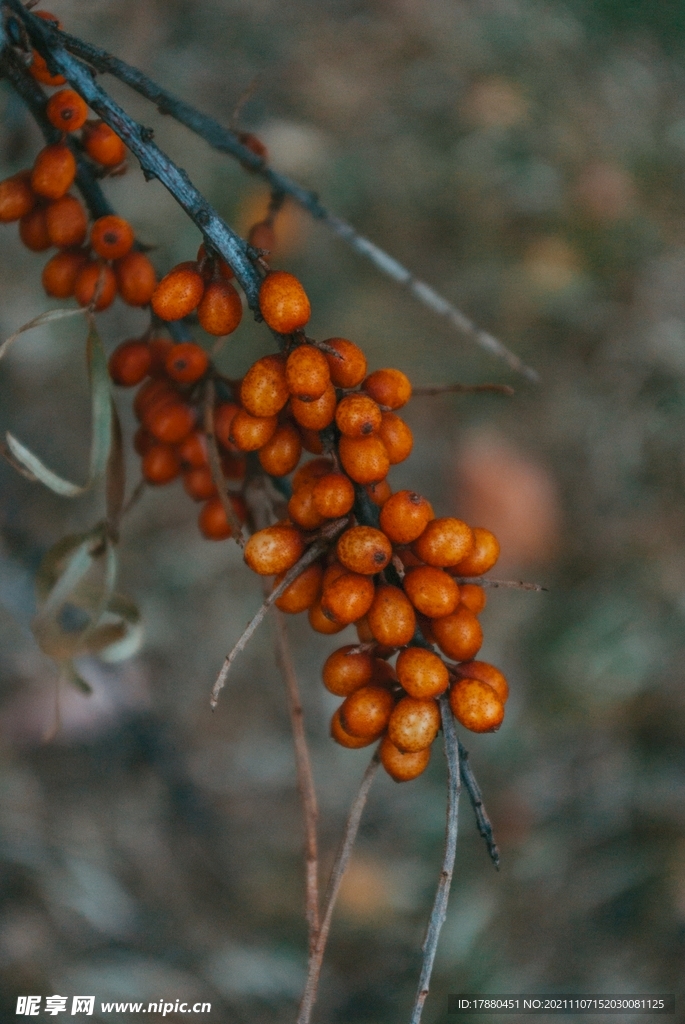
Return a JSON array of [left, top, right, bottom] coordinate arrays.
[[458, 740, 500, 870], [412, 382, 514, 397], [273, 610, 320, 950], [410, 695, 460, 1024], [454, 576, 548, 592], [210, 517, 349, 709], [39, 21, 538, 380], [203, 380, 246, 548], [297, 750, 381, 1024]]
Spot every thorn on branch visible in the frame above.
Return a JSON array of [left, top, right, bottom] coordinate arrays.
[[457, 740, 500, 870]]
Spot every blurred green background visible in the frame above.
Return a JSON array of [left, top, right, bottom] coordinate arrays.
[[1, 0, 685, 1021]]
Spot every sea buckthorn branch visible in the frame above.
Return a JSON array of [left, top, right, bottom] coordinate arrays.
[[4, 0, 261, 306], [410, 694, 461, 1024], [24, 14, 540, 381], [297, 749, 381, 1024], [454, 576, 548, 591], [458, 739, 500, 869], [412, 382, 515, 397]]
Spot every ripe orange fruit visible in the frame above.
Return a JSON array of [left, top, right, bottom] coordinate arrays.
[[335, 393, 382, 438], [41, 249, 88, 298], [308, 599, 347, 635], [292, 458, 333, 491], [288, 481, 326, 530], [31, 145, 76, 200], [240, 354, 289, 418], [197, 279, 243, 335], [46, 89, 88, 132], [274, 562, 323, 614], [199, 495, 244, 540], [413, 517, 474, 568], [90, 215, 135, 260], [365, 479, 392, 506], [146, 401, 196, 444], [290, 383, 337, 431], [312, 473, 355, 519], [388, 696, 440, 752], [165, 342, 209, 384], [73, 261, 117, 310], [151, 265, 205, 321], [19, 206, 51, 251], [285, 344, 331, 401], [114, 251, 157, 307], [338, 435, 390, 485], [257, 422, 302, 477], [431, 606, 483, 662], [340, 685, 394, 738], [178, 431, 209, 468], [395, 647, 449, 699], [330, 709, 377, 748], [82, 120, 127, 166], [229, 409, 278, 452], [322, 645, 375, 696], [108, 340, 152, 387], [363, 368, 412, 410], [0, 172, 35, 222], [379, 490, 433, 544], [337, 526, 392, 575], [244, 524, 305, 575], [366, 585, 416, 647], [45, 195, 87, 248], [403, 566, 460, 619], [259, 271, 310, 333], [321, 571, 375, 625], [459, 584, 487, 615], [453, 660, 508, 704], [449, 678, 504, 733], [141, 443, 180, 485], [29, 50, 65, 87], [324, 337, 367, 388], [378, 412, 413, 464], [452, 527, 500, 577], [380, 736, 431, 781]]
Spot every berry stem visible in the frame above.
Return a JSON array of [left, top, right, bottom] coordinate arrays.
[[409, 694, 461, 1024]]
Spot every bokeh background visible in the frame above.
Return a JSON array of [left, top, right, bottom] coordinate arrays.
[[1, 0, 685, 1021]]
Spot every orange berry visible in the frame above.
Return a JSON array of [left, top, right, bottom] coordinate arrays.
[[403, 566, 460, 619], [134, 377, 177, 421], [413, 517, 474, 568], [449, 678, 504, 733], [41, 249, 88, 298], [19, 205, 51, 251], [299, 427, 324, 454], [453, 661, 509, 704], [146, 401, 195, 444], [459, 584, 487, 616], [151, 265, 205, 321], [240, 132, 269, 160], [337, 526, 392, 575], [108, 339, 152, 387], [196, 243, 234, 280], [199, 495, 244, 540], [321, 571, 375, 625], [82, 120, 127, 167], [74, 261, 117, 310], [288, 481, 326, 530], [312, 473, 355, 518], [292, 457, 333, 491], [388, 696, 440, 753], [396, 647, 449, 699], [367, 585, 416, 647], [34, 10, 62, 24], [431, 606, 483, 662], [365, 479, 392, 506], [291, 383, 337, 431], [197, 279, 242, 336], [335, 393, 382, 438], [322, 645, 375, 697], [114, 251, 157, 307], [340, 685, 394, 739], [240, 355, 289, 417], [221, 452, 246, 480], [285, 345, 331, 401], [258, 422, 302, 477], [322, 561, 348, 588], [229, 408, 278, 452], [178, 430, 209, 468], [379, 490, 434, 544], [244, 523, 305, 576], [29, 50, 65, 87], [355, 616, 375, 644], [31, 144, 76, 200], [378, 412, 413, 464], [308, 599, 347, 635], [259, 271, 311, 334], [133, 426, 155, 457], [141, 443, 180, 485], [213, 403, 240, 450], [372, 658, 399, 686], [45, 194, 87, 248], [248, 220, 276, 253], [46, 89, 88, 133], [274, 562, 323, 614], [165, 342, 209, 384], [338, 434, 390, 485], [330, 708, 377, 749], [90, 215, 134, 260], [451, 527, 500, 577], [148, 337, 174, 376], [0, 172, 35, 222], [380, 735, 430, 782], [324, 337, 367, 388], [183, 466, 217, 501], [363, 368, 412, 410]]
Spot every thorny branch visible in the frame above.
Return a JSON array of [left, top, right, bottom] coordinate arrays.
[[413, 382, 514, 397], [297, 750, 382, 1024], [21, 13, 538, 381], [458, 739, 500, 869], [455, 576, 548, 592], [410, 694, 461, 1024]]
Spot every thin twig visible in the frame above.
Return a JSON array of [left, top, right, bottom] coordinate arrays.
[[210, 517, 349, 709], [297, 750, 381, 1024], [273, 610, 320, 951], [454, 576, 548, 592], [457, 740, 499, 870], [410, 694, 460, 1024], [203, 379, 246, 548], [40, 21, 538, 380], [412, 382, 514, 397]]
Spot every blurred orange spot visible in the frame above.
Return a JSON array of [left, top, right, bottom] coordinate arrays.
[[454, 431, 560, 570], [236, 189, 309, 257], [574, 162, 635, 221], [462, 78, 528, 129], [337, 856, 392, 919], [523, 236, 580, 293]]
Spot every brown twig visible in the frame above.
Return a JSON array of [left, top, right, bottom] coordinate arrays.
[[458, 740, 500, 870], [203, 379, 246, 548], [410, 695, 460, 1024], [412, 382, 514, 397], [273, 609, 320, 951], [454, 576, 548, 591], [297, 749, 381, 1024], [210, 517, 349, 709]]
